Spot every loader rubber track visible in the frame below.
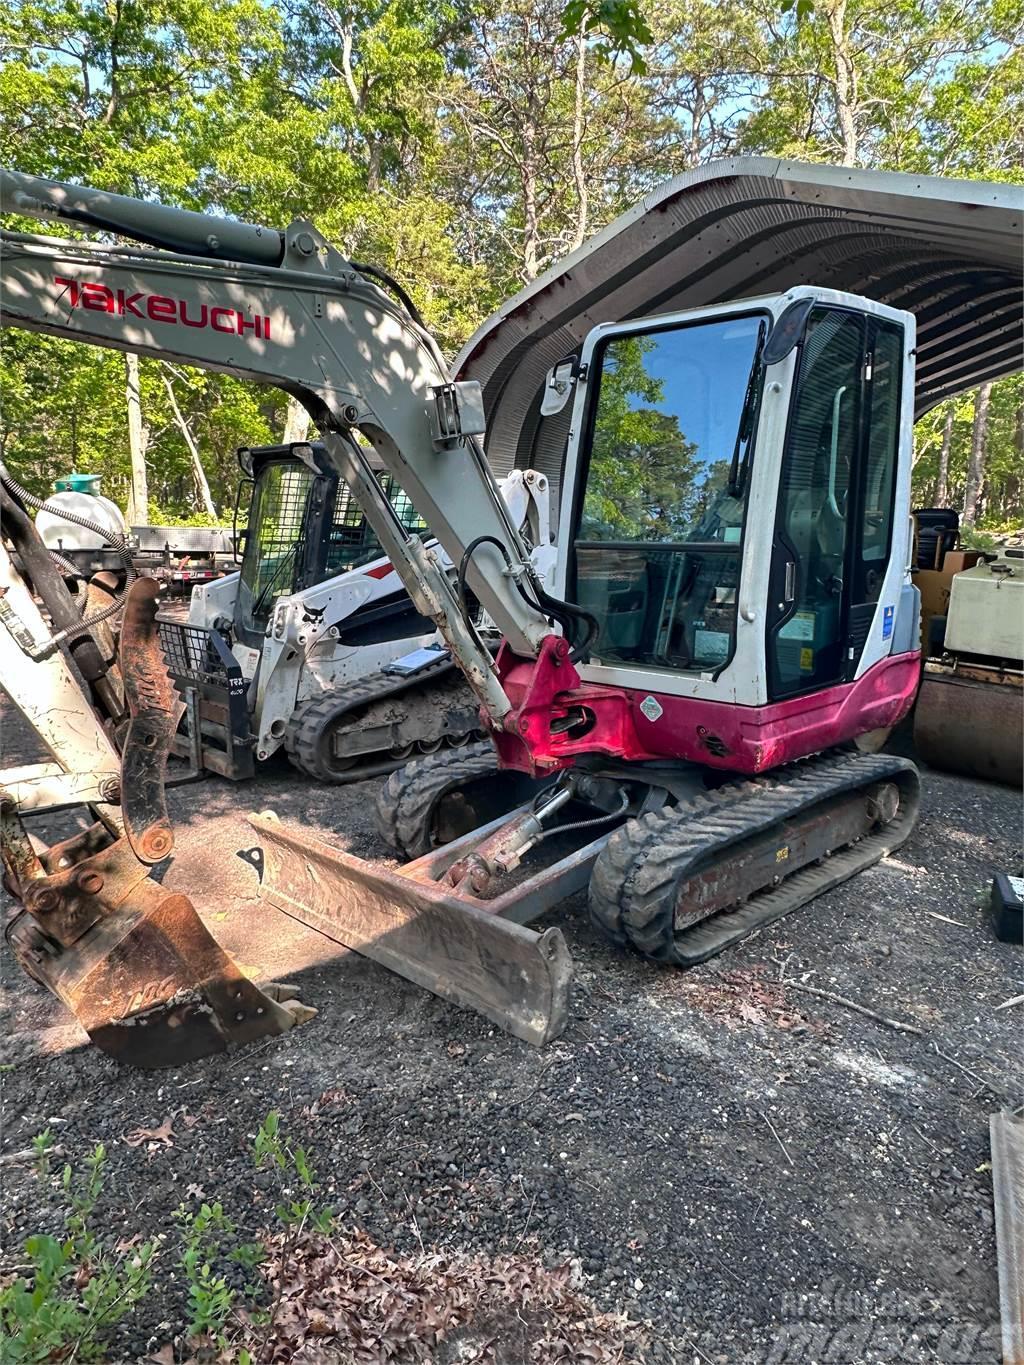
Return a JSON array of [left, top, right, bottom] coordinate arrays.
[[375, 740, 503, 859], [589, 750, 920, 965], [284, 658, 482, 784]]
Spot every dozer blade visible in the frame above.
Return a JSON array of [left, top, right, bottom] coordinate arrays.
[[914, 663, 1023, 787], [249, 811, 572, 1047]]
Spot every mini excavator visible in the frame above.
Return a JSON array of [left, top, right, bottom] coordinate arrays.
[[1, 164, 1015, 1063]]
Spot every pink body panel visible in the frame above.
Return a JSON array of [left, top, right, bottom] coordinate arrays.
[[489, 637, 920, 777]]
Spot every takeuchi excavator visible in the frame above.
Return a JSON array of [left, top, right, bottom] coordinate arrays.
[[1, 162, 1020, 1062]]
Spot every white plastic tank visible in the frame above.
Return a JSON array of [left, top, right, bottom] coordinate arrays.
[[36, 474, 127, 552]]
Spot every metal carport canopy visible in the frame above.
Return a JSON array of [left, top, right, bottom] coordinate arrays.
[[455, 157, 1023, 491]]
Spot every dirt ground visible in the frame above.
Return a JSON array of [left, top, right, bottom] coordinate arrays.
[[1, 694, 1020, 1363]]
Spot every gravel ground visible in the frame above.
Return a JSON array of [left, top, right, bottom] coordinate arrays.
[[1, 695, 1020, 1363]]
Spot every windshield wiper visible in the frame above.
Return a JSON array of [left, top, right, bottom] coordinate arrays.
[[727, 320, 768, 498]]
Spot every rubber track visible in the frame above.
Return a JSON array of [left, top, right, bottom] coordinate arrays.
[[589, 780, 754, 949], [375, 740, 500, 859], [589, 751, 920, 965], [284, 658, 479, 783]]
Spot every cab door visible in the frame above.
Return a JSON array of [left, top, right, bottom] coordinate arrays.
[[767, 307, 904, 699]]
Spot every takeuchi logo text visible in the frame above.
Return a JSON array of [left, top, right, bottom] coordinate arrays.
[[53, 277, 272, 339]]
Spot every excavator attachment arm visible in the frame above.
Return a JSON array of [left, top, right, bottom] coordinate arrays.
[[0, 524, 311, 1066]]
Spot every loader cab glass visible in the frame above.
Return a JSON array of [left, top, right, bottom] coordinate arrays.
[[571, 313, 767, 673], [238, 457, 426, 638]]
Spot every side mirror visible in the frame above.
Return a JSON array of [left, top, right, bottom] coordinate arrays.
[[763, 297, 815, 366], [233, 478, 254, 562], [540, 359, 577, 416]]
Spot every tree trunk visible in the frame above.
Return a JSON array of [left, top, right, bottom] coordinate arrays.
[[160, 369, 217, 519], [962, 381, 992, 527], [568, 35, 589, 253], [824, 0, 858, 166], [124, 351, 149, 525], [935, 404, 954, 507], [282, 395, 311, 445], [520, 111, 541, 281]]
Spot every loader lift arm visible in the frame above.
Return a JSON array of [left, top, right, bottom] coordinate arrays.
[[0, 169, 567, 731]]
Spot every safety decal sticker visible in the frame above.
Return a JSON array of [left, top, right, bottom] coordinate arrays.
[[639, 695, 663, 723], [882, 605, 894, 640]]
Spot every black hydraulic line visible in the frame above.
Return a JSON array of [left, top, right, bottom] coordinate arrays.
[[535, 788, 630, 841], [0, 468, 135, 639], [456, 535, 598, 665], [350, 261, 427, 330]]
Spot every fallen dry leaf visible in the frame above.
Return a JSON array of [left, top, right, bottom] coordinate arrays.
[[246, 1224, 646, 1363], [124, 1115, 175, 1148]]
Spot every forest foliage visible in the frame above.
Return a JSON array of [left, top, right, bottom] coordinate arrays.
[[1, 0, 1021, 528]]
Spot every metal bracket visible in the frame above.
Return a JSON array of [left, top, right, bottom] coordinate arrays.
[[429, 381, 486, 447]]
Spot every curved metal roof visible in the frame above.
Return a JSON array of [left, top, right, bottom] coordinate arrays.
[[455, 157, 1023, 489]]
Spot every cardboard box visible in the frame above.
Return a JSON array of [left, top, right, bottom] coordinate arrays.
[[940, 549, 982, 574], [915, 568, 954, 652]]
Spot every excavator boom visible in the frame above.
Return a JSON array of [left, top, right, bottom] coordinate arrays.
[[0, 169, 555, 710], [0, 167, 586, 1059]]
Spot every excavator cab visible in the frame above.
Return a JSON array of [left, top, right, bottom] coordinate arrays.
[[553, 292, 915, 735]]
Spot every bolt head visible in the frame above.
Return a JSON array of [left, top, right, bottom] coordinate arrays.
[[141, 829, 173, 861]]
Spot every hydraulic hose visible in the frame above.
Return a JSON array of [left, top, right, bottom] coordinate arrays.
[[531, 787, 630, 841], [457, 534, 599, 664], [0, 466, 136, 640], [350, 261, 427, 330]]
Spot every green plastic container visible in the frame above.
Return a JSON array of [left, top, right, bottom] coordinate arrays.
[[55, 473, 102, 495]]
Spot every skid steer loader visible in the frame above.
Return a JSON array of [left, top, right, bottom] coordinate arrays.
[[1, 161, 1019, 1060], [163, 440, 552, 781]]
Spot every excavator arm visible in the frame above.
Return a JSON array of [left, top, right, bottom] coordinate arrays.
[[0, 169, 579, 1056], [0, 169, 558, 724]]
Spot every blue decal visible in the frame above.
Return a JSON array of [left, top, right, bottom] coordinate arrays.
[[882, 605, 894, 640]]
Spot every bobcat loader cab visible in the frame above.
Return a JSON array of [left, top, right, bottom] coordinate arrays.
[[1, 160, 1019, 1058], [169, 440, 549, 780]]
